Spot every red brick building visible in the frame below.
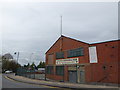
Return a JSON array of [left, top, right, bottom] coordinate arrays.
[[45, 35, 120, 84]]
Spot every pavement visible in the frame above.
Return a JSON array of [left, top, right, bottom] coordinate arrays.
[[6, 74, 120, 89]]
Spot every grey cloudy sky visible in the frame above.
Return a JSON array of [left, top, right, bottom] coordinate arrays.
[[0, 2, 118, 65]]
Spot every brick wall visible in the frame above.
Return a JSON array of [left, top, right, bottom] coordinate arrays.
[[45, 36, 119, 84]]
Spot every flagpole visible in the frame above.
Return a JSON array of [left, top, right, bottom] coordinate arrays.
[[60, 16, 62, 36], [60, 16, 63, 51], [60, 16, 64, 82]]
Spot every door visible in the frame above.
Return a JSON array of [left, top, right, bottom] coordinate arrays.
[[69, 71, 77, 83], [80, 71, 85, 83]]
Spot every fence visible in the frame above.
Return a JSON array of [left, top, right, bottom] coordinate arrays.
[[16, 67, 45, 80]]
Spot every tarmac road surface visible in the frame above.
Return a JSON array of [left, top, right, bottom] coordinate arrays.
[[2, 74, 119, 90], [2, 74, 62, 89]]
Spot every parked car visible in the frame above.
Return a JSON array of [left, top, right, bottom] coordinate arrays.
[[5, 70, 12, 74]]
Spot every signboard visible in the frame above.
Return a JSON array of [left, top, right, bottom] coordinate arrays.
[[56, 58, 79, 65], [89, 46, 98, 63]]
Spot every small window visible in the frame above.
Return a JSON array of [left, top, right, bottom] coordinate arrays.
[[67, 47, 84, 58], [46, 66, 53, 74], [56, 51, 64, 59], [56, 66, 64, 76], [48, 54, 54, 64]]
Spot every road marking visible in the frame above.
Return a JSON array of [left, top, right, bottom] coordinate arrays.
[[4, 76, 69, 89], [4, 76, 54, 88], [4, 76, 15, 82]]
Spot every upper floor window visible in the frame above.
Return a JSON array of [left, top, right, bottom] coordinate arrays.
[[48, 54, 54, 64], [67, 47, 84, 58], [56, 51, 64, 59]]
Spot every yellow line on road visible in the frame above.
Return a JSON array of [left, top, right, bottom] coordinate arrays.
[[4, 76, 15, 82], [4, 76, 66, 89]]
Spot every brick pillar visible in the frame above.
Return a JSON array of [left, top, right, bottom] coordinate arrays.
[[64, 65, 68, 81]]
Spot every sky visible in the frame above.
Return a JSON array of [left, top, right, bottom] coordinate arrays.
[[0, 1, 118, 65]]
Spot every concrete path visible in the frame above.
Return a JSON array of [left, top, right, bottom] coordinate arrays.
[[6, 74, 119, 89]]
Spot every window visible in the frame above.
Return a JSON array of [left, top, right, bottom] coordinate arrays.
[[56, 66, 64, 76], [56, 51, 64, 59], [46, 66, 53, 74], [67, 47, 84, 58], [48, 54, 54, 64]]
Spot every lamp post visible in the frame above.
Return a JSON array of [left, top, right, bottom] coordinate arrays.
[[14, 52, 19, 64], [14, 52, 19, 75]]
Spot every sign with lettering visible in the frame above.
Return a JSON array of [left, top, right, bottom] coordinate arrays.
[[56, 58, 79, 65]]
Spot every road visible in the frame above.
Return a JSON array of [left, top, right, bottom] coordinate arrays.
[[2, 74, 118, 90], [2, 74, 62, 89]]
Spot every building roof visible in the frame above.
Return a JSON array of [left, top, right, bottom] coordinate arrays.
[[61, 35, 89, 44], [45, 35, 119, 54], [2, 53, 13, 60], [90, 39, 120, 45], [45, 35, 89, 54]]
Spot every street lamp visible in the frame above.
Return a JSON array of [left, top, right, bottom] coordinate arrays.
[[14, 52, 20, 75], [14, 52, 19, 64]]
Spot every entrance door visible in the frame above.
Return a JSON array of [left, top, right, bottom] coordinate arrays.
[[69, 71, 77, 83], [80, 71, 85, 83]]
